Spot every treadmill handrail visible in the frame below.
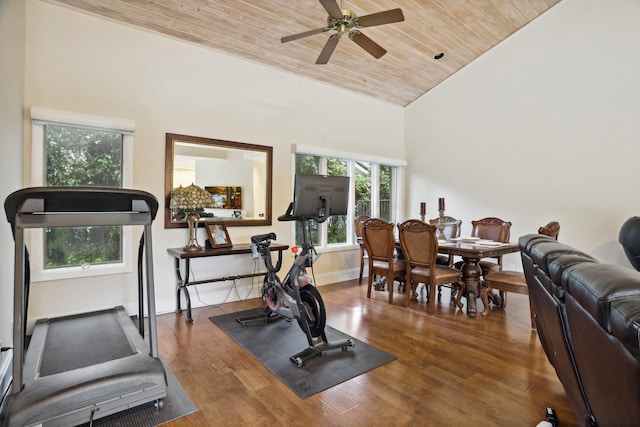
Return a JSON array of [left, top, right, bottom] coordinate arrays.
[[4, 186, 159, 229], [14, 212, 153, 229]]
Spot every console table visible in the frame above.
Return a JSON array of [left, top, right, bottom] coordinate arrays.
[[167, 242, 289, 323]]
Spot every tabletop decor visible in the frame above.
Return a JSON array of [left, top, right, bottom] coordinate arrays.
[[170, 183, 214, 251], [420, 202, 426, 221], [205, 223, 232, 248], [437, 197, 446, 239]]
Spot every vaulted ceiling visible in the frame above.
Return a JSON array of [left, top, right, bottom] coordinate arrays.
[[52, 0, 561, 106]]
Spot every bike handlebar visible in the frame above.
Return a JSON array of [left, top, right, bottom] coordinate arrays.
[[278, 202, 329, 224], [250, 232, 277, 245]]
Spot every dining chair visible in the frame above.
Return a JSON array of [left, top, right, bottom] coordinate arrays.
[[429, 216, 462, 266], [398, 219, 464, 309], [470, 217, 512, 277], [354, 214, 370, 284], [538, 221, 560, 240], [361, 218, 406, 305], [482, 221, 561, 328], [429, 216, 462, 300]]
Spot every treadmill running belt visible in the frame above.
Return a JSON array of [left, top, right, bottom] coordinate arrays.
[[39, 310, 136, 376]]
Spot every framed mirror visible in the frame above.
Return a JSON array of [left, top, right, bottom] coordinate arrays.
[[165, 133, 272, 228]]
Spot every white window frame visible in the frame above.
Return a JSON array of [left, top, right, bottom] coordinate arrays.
[[30, 107, 135, 282], [292, 144, 406, 252]]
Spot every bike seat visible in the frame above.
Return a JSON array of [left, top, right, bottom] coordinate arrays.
[[251, 232, 277, 245]]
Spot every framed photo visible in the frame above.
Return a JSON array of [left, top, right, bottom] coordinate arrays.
[[205, 223, 232, 248]]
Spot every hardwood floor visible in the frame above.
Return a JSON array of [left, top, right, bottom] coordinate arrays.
[[157, 279, 578, 427]]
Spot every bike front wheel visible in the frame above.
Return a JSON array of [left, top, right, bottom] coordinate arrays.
[[297, 284, 326, 339]]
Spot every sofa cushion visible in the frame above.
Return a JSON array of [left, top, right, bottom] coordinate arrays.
[[520, 235, 596, 302], [519, 234, 553, 254], [563, 263, 640, 332], [609, 297, 640, 356], [529, 240, 593, 277], [548, 253, 597, 289]]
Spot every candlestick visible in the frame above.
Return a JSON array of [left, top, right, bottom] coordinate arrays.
[[437, 200, 446, 240], [420, 202, 426, 221]]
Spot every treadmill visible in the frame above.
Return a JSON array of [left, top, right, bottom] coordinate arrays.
[[2, 187, 167, 427]]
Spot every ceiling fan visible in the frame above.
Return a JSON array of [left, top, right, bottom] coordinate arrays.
[[281, 0, 405, 65]]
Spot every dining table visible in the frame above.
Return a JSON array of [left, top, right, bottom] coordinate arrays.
[[436, 238, 520, 317]]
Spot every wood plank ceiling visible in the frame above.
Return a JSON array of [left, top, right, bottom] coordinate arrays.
[[52, 0, 561, 107]]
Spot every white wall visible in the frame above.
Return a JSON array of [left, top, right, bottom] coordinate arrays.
[[0, 1, 26, 346], [405, 0, 640, 270], [13, 0, 638, 327], [18, 0, 404, 320]]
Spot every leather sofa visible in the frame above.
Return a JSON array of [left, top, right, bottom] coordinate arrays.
[[520, 233, 640, 427]]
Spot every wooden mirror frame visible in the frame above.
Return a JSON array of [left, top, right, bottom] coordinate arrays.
[[164, 133, 273, 229]]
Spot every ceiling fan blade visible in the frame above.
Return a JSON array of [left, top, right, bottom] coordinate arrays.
[[316, 35, 340, 64], [281, 27, 327, 43], [356, 8, 404, 28], [319, 0, 343, 19], [350, 32, 386, 59]]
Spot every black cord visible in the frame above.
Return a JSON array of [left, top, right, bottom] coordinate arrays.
[[309, 220, 318, 258], [303, 220, 319, 285], [1, 347, 12, 352]]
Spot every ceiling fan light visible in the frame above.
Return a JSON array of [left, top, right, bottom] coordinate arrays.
[[284, 0, 403, 64], [342, 9, 355, 19]]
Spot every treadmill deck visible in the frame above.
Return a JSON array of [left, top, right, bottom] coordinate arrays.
[[5, 307, 167, 427]]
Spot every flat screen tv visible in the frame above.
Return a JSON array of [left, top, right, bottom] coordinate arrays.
[[292, 174, 349, 219]]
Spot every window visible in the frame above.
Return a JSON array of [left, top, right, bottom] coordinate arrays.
[[30, 107, 134, 281], [293, 145, 405, 251]]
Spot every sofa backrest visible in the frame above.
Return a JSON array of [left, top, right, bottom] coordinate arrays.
[[520, 233, 640, 427], [619, 216, 640, 271], [519, 234, 594, 426], [562, 262, 640, 426]]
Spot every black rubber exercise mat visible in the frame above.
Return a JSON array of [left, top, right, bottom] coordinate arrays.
[[80, 357, 196, 427], [209, 307, 396, 398]]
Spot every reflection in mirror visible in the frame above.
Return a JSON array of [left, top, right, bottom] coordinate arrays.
[[165, 133, 272, 228]]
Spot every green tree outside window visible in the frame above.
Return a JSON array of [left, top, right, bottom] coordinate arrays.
[[326, 158, 347, 244], [294, 154, 393, 247], [44, 125, 124, 269], [379, 165, 392, 221], [295, 154, 320, 246]]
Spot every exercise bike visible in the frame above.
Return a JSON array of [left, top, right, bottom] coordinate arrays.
[[246, 202, 354, 368]]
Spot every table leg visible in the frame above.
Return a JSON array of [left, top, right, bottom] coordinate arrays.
[[460, 257, 482, 318], [174, 258, 193, 323], [174, 258, 183, 314]]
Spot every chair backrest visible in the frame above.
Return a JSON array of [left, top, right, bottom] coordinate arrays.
[[354, 215, 370, 240], [362, 218, 396, 263], [471, 217, 512, 242], [538, 221, 560, 240], [429, 216, 462, 239], [398, 219, 438, 269], [619, 217, 640, 271]]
